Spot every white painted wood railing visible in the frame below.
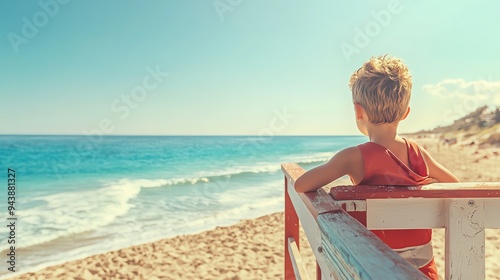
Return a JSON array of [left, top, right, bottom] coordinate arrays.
[[282, 163, 500, 280]]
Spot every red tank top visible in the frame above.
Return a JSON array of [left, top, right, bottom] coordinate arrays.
[[356, 139, 438, 279]]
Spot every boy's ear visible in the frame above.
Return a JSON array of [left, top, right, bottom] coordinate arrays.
[[353, 102, 365, 120], [401, 107, 411, 120]]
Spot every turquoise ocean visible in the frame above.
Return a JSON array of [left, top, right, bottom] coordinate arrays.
[[0, 135, 366, 277]]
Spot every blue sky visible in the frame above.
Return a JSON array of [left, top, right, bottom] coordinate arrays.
[[1, 0, 499, 135]]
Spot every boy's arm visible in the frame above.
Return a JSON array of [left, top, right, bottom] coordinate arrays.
[[295, 147, 359, 193], [420, 147, 460, 183]]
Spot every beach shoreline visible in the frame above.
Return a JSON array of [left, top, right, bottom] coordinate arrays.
[[6, 135, 500, 280]]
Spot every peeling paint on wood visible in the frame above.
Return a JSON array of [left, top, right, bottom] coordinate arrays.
[[445, 199, 485, 280], [318, 212, 428, 280]]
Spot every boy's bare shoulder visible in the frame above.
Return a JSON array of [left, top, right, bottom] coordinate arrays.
[[323, 145, 363, 170], [334, 146, 364, 183], [333, 146, 363, 166], [337, 145, 362, 156], [295, 145, 365, 192]]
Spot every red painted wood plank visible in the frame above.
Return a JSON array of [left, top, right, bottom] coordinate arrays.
[[316, 262, 321, 280], [331, 183, 500, 200]]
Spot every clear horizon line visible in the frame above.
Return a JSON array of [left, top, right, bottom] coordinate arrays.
[[0, 133, 372, 137]]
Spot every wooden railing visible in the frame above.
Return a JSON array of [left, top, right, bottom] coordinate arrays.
[[282, 163, 500, 280]]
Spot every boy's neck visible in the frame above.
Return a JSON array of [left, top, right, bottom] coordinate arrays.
[[366, 123, 401, 144]]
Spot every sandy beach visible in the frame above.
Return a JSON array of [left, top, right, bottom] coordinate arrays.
[[8, 135, 499, 280]]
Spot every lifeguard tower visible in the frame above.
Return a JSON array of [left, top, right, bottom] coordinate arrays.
[[282, 163, 500, 279]]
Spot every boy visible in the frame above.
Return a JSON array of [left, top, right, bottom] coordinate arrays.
[[295, 55, 459, 279]]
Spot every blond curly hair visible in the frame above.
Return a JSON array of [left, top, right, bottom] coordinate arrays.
[[349, 55, 412, 124]]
